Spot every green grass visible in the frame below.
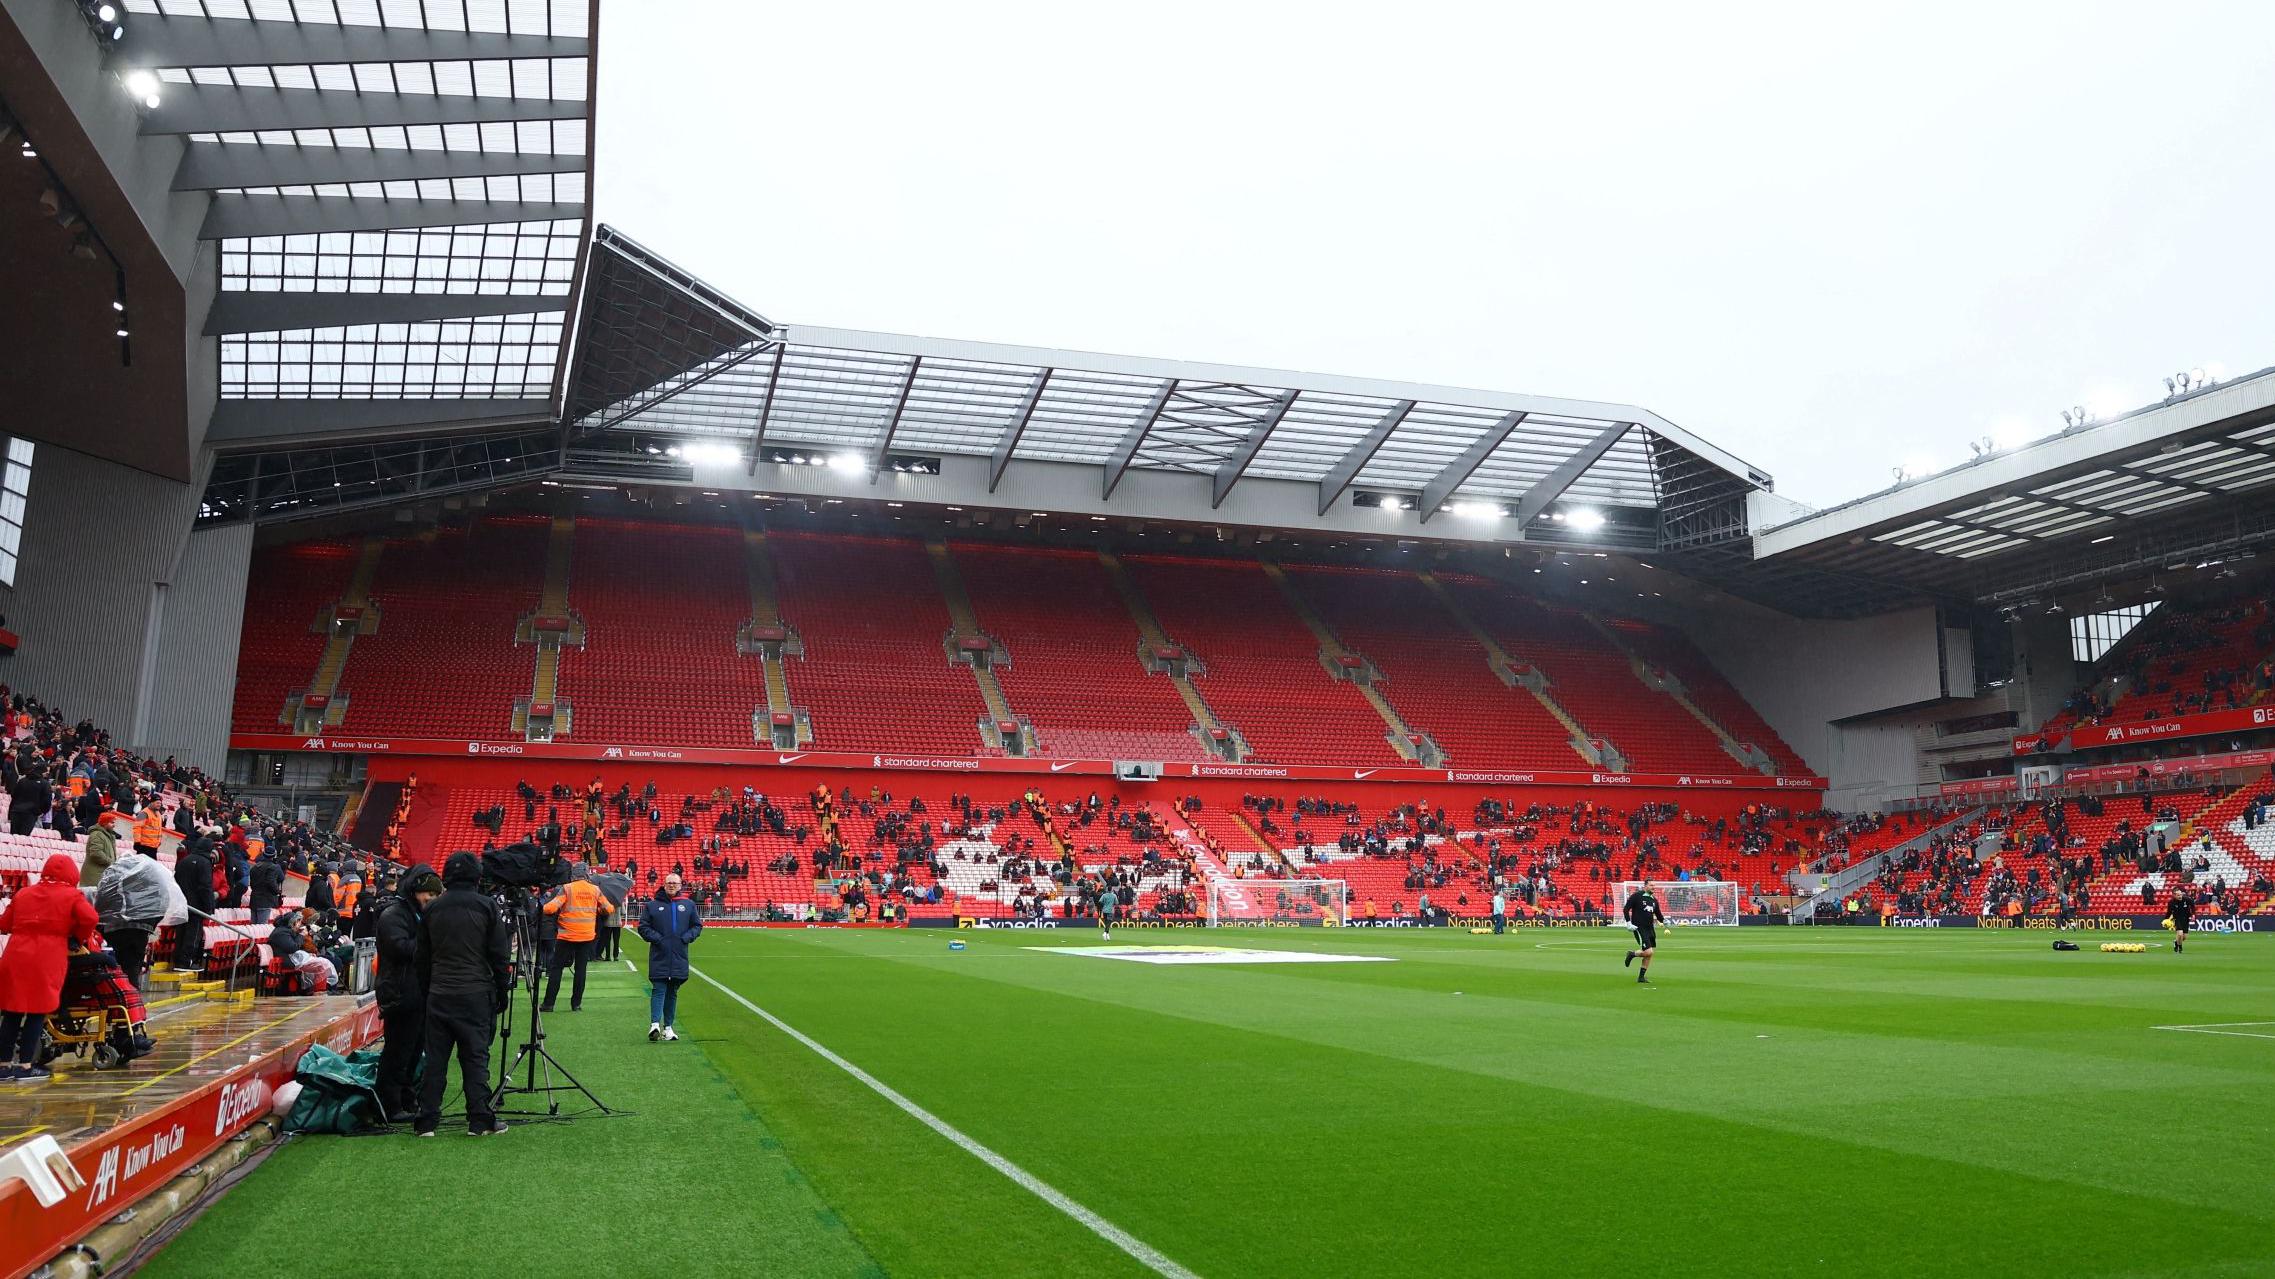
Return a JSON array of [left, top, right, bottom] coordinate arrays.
[[153, 927, 2275, 1277]]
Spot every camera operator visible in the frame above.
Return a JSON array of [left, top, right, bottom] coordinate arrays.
[[413, 852, 511, 1138], [375, 867, 440, 1124]]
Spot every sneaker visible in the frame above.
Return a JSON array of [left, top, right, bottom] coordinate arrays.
[[1623, 950, 1635, 968], [1637, 974, 1649, 984], [648, 1022, 661, 1042], [13, 1065, 51, 1084], [1101, 931, 1111, 941], [469, 1121, 509, 1137], [538, 1004, 555, 1013], [569, 1005, 581, 1013], [661, 1026, 678, 1042]]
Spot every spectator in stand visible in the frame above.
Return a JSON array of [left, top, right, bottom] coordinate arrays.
[[0, 853, 99, 1082], [267, 908, 338, 992], [79, 807, 122, 888], [172, 832, 217, 972], [249, 850, 286, 926], [94, 843, 173, 989], [8, 757, 49, 836], [639, 872, 701, 1042]]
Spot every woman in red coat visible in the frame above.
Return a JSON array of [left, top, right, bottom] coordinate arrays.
[[0, 852, 99, 1082]]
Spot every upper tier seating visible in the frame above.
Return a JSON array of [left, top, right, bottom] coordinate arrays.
[[1124, 556, 1402, 765], [230, 539, 357, 733], [1601, 616, 1810, 773], [233, 523, 1813, 774], [2042, 594, 2275, 740], [1286, 566, 1580, 767], [1444, 579, 1741, 775], [953, 544, 1209, 761], [770, 533, 988, 757], [332, 518, 547, 739], [556, 520, 765, 747]]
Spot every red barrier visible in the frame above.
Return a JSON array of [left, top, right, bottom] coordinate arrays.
[[2018, 704, 2275, 754], [227, 733, 1826, 792], [0, 1002, 382, 1279]]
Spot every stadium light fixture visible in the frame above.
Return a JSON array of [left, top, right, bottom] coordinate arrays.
[[1566, 508, 1606, 532], [1447, 501, 1503, 521], [681, 442, 741, 468], [123, 70, 159, 108], [827, 452, 865, 474]]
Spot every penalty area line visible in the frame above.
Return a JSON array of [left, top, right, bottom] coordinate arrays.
[[689, 964, 1200, 1279], [2152, 1021, 2275, 1040]]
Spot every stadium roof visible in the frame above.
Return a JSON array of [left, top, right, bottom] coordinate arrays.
[[556, 227, 1775, 535], [1722, 368, 2275, 613], [133, 0, 597, 516]]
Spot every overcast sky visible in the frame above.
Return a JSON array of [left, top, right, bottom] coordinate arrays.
[[591, 2, 2275, 510]]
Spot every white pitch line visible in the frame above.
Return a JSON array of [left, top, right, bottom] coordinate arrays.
[[691, 964, 1200, 1279], [2152, 1021, 2275, 1040]]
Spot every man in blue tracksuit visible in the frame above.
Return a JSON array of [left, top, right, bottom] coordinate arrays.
[[638, 872, 701, 1042]]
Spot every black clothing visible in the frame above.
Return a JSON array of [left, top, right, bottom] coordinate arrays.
[[415, 990, 497, 1134], [173, 840, 216, 970], [374, 896, 429, 1115], [416, 888, 511, 1005], [2167, 895, 2195, 926], [8, 773, 48, 835], [542, 938, 591, 1010], [249, 859, 285, 911], [1624, 889, 1664, 951]]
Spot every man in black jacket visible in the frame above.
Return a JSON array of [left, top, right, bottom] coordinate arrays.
[[376, 867, 441, 1123], [413, 852, 511, 1137], [172, 835, 216, 972], [249, 854, 285, 926]]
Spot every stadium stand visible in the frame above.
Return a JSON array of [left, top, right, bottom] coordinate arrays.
[[770, 533, 991, 757], [2041, 594, 2275, 740], [555, 520, 767, 747], [1122, 555, 1407, 765], [228, 540, 359, 735], [951, 544, 1210, 761], [326, 518, 550, 740]]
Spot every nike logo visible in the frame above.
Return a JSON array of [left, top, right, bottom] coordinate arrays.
[[776, 753, 806, 764], [1051, 762, 1078, 772], [1353, 769, 1378, 779]]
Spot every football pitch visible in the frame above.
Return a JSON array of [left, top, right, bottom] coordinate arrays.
[[153, 926, 2274, 1278]]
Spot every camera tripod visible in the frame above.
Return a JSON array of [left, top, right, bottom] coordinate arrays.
[[489, 899, 614, 1118]]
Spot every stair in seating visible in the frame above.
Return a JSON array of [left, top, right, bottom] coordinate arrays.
[[1263, 561, 1443, 766], [514, 516, 582, 741], [291, 536, 387, 733], [1581, 612, 1773, 774], [1098, 551, 1247, 761], [926, 541, 1035, 755], [1415, 573, 1607, 769], [742, 532, 812, 748]]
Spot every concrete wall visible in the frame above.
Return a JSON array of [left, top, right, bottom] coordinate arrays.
[[1686, 604, 1950, 809], [139, 521, 253, 767], [0, 442, 241, 770]]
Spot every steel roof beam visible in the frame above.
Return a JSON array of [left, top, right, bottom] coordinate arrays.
[[1416, 410, 1531, 522], [175, 141, 586, 191], [746, 343, 790, 472], [143, 85, 587, 136], [207, 398, 554, 449], [1102, 380, 1178, 500], [204, 290, 565, 334], [1316, 399, 1416, 515], [200, 194, 583, 238], [129, 16, 589, 69], [1506, 421, 1632, 528], [988, 368, 1053, 492], [1208, 389, 1299, 508], [868, 358, 924, 479]]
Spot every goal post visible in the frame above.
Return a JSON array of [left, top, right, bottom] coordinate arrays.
[[1206, 878, 1348, 926], [1613, 880, 1739, 927]]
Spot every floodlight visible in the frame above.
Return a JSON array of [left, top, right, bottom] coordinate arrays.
[[1566, 508, 1606, 532], [828, 452, 865, 473], [124, 70, 157, 99]]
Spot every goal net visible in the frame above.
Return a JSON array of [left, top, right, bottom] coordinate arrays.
[[1207, 878, 1348, 926], [1613, 880, 1739, 927]]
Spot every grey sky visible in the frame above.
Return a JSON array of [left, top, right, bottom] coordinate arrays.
[[592, 2, 2275, 509]]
